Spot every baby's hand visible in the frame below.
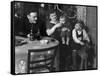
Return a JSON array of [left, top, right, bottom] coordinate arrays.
[[61, 27, 68, 31], [67, 29, 70, 32]]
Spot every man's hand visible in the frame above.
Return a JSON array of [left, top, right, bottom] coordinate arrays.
[[27, 34, 30, 38], [18, 32, 24, 35]]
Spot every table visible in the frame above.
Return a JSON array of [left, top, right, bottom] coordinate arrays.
[[15, 36, 59, 74]]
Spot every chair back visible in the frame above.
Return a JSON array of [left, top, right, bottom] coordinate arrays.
[[27, 46, 58, 73]]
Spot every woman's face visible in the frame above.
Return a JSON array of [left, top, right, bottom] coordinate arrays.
[[50, 12, 57, 21]]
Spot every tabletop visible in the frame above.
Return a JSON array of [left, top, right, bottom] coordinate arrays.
[[15, 36, 59, 54]]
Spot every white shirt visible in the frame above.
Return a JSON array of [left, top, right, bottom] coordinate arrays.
[[72, 29, 90, 44]]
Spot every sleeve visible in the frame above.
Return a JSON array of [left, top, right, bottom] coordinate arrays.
[[22, 17, 30, 36], [23, 22, 30, 36], [72, 29, 81, 43], [46, 21, 52, 29], [83, 29, 90, 42], [39, 21, 47, 36], [67, 22, 72, 30]]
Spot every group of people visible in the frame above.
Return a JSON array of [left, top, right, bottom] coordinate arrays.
[[46, 10, 91, 70], [15, 9, 91, 71]]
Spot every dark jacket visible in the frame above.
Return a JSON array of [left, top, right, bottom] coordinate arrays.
[[23, 18, 47, 37]]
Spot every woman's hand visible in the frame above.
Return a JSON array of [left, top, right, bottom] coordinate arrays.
[[46, 23, 62, 36], [61, 27, 68, 31], [55, 23, 62, 28]]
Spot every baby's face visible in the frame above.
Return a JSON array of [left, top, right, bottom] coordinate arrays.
[[60, 18, 66, 24]]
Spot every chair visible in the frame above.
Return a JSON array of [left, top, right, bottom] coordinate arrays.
[[72, 44, 91, 70], [27, 46, 58, 74]]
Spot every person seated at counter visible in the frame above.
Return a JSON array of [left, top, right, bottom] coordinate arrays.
[[19, 9, 47, 40]]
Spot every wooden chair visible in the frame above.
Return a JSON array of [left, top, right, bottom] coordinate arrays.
[[72, 43, 91, 70], [27, 46, 58, 74]]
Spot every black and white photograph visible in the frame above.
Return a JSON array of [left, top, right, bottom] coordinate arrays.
[[11, 1, 98, 75]]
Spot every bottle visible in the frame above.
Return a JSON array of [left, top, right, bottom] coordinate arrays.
[[35, 29, 41, 40], [29, 24, 35, 41], [29, 29, 34, 41]]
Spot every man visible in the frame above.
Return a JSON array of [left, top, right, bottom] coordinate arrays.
[[22, 10, 47, 39]]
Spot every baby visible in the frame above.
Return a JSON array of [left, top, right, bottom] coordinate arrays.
[[59, 15, 71, 45]]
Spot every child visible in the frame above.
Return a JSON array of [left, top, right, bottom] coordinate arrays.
[[59, 15, 71, 45], [71, 21, 90, 69], [72, 21, 90, 50]]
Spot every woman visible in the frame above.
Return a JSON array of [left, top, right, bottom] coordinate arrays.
[[46, 10, 69, 71], [46, 10, 62, 41]]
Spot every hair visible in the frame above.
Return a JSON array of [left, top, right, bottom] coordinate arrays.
[[59, 13, 68, 21], [49, 9, 57, 15], [26, 9, 38, 16], [46, 9, 58, 21], [75, 20, 85, 29], [60, 14, 66, 19], [24, 3, 39, 16]]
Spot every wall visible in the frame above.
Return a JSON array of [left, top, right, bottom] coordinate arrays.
[[86, 7, 97, 48], [86, 6, 97, 68], [76, 6, 87, 24]]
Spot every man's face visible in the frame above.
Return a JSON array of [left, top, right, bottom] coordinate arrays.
[[27, 12, 38, 23]]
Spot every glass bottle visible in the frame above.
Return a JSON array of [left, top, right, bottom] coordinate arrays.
[[29, 24, 34, 41]]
